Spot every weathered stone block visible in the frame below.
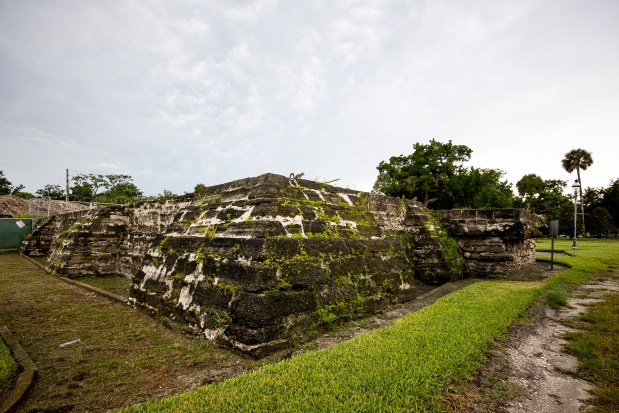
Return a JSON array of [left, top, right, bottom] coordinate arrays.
[[230, 290, 317, 328], [30, 173, 540, 357]]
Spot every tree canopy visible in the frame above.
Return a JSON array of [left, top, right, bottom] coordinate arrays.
[[513, 174, 574, 234], [0, 170, 24, 195], [35, 184, 66, 200], [373, 139, 512, 209], [70, 174, 143, 204]]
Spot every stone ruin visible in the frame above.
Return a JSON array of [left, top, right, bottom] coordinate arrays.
[[21, 173, 542, 357]]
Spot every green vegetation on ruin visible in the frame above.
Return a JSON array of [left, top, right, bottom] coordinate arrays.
[[123, 238, 618, 413], [156, 237, 169, 252], [420, 211, 466, 276]]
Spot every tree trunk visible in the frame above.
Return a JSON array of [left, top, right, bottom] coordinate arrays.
[[577, 168, 586, 235]]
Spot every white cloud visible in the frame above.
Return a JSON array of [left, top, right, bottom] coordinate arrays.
[[1, 0, 618, 196]]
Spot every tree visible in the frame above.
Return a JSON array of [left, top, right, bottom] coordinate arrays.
[[601, 178, 619, 231], [374, 139, 472, 207], [72, 174, 106, 197], [70, 173, 140, 203], [13, 191, 35, 199], [561, 148, 593, 234], [35, 184, 66, 200], [71, 183, 94, 202], [514, 175, 573, 233], [156, 189, 176, 201], [443, 167, 513, 208], [588, 207, 614, 238], [0, 170, 24, 195], [94, 182, 143, 204], [516, 174, 545, 199]]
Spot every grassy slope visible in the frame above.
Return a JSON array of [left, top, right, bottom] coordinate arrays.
[[0, 337, 18, 395], [124, 238, 619, 413], [126, 282, 542, 413]]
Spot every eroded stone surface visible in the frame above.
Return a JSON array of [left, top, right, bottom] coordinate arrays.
[[23, 173, 541, 356]]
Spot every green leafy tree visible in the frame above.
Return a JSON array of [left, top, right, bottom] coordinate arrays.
[[374, 140, 513, 209], [374, 139, 473, 207], [0, 170, 24, 195], [514, 175, 573, 232], [600, 178, 619, 231], [72, 173, 132, 198], [156, 189, 176, 200], [13, 191, 35, 199], [444, 167, 513, 208], [70, 183, 94, 202], [70, 173, 140, 203], [516, 174, 545, 206], [583, 187, 604, 211], [35, 184, 66, 200], [94, 182, 143, 204], [588, 207, 614, 238], [142, 189, 177, 201], [561, 148, 593, 233]]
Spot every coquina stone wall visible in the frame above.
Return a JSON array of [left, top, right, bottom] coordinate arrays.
[[435, 209, 541, 276], [20, 209, 94, 257], [22, 173, 541, 356]]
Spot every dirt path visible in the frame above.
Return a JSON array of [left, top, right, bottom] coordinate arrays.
[[503, 278, 619, 412], [446, 273, 619, 412]]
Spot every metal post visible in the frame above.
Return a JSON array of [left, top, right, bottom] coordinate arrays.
[[550, 220, 558, 270], [66, 169, 70, 202], [572, 180, 579, 250]]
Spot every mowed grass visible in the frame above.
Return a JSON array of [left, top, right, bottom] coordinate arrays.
[[0, 336, 18, 396], [564, 292, 619, 412], [78, 275, 133, 297], [124, 238, 619, 413], [125, 281, 542, 412], [0, 255, 258, 412]]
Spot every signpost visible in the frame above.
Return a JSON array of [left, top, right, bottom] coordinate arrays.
[[549, 220, 559, 270]]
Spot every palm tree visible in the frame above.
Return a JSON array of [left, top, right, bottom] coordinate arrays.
[[561, 148, 593, 234]]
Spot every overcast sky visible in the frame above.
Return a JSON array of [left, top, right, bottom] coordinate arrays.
[[1, 0, 618, 197]]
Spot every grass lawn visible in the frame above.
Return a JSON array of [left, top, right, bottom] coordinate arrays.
[[0, 254, 260, 412], [122, 239, 619, 412], [0, 335, 18, 398], [78, 275, 133, 298]]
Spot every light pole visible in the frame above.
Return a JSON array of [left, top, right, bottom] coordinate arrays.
[[572, 179, 580, 250]]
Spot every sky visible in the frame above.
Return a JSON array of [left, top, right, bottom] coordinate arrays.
[[1, 0, 618, 197]]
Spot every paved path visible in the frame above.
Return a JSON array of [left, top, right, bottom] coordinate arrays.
[[505, 277, 619, 413]]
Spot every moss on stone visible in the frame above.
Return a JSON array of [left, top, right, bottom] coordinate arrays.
[[218, 283, 240, 293], [156, 237, 169, 252], [421, 212, 466, 277], [171, 273, 185, 281]]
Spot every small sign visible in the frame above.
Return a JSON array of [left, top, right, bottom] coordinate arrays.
[[549, 220, 558, 270], [15, 220, 25, 228], [550, 220, 559, 238]]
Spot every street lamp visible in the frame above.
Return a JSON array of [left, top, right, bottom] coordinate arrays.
[[572, 179, 580, 250]]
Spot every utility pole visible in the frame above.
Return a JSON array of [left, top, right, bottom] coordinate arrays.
[[66, 169, 70, 202]]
